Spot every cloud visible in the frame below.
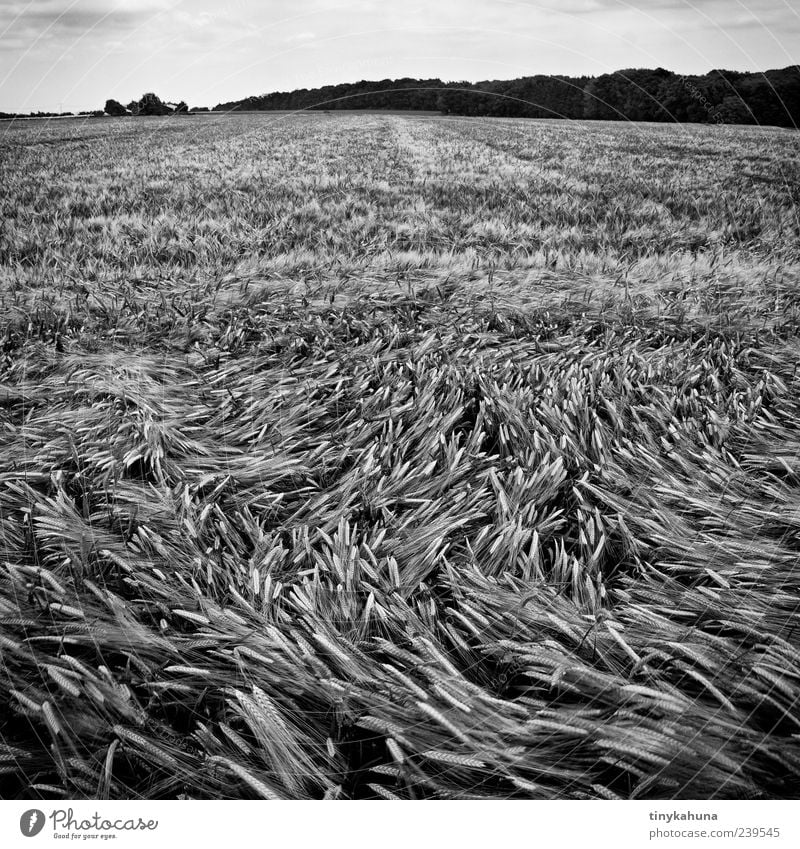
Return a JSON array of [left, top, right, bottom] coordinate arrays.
[[0, 0, 172, 39]]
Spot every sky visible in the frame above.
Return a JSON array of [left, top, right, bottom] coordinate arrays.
[[0, 0, 798, 112]]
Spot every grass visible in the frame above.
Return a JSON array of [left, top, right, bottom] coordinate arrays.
[[1, 112, 800, 800]]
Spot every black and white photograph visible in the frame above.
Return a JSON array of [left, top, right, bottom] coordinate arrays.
[[0, 0, 799, 840]]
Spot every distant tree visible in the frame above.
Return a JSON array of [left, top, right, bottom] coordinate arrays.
[[136, 93, 172, 116], [174, 101, 188, 113], [716, 95, 752, 124], [104, 98, 127, 116], [764, 67, 800, 126], [735, 70, 800, 126], [436, 92, 452, 114], [583, 76, 620, 120], [437, 84, 475, 116]]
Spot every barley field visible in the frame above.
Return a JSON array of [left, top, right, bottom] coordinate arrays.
[[1, 112, 800, 800]]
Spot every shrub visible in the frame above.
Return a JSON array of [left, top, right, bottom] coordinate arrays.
[[104, 99, 128, 117]]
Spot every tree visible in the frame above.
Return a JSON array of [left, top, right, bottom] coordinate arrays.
[[583, 76, 621, 120], [175, 101, 188, 113], [104, 99, 127, 116], [716, 95, 752, 125], [136, 93, 172, 116]]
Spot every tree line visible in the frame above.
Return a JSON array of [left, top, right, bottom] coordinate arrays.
[[212, 67, 800, 127], [0, 93, 201, 120], [104, 93, 194, 116], [3, 68, 797, 125]]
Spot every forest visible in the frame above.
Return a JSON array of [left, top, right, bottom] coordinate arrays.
[[212, 66, 800, 126]]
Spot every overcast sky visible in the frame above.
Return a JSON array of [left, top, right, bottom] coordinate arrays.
[[0, 0, 798, 112]]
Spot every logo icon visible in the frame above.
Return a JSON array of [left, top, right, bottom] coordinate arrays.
[[19, 810, 46, 838]]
